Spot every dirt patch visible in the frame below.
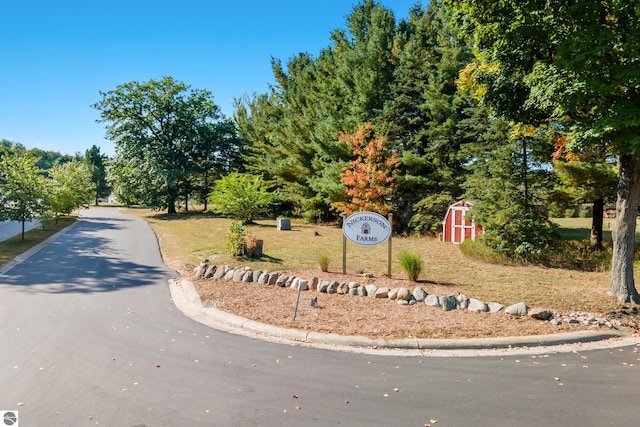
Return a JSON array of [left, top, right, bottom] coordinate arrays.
[[191, 268, 615, 340]]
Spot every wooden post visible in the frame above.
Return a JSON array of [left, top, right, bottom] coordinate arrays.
[[387, 213, 393, 278], [342, 234, 347, 274]]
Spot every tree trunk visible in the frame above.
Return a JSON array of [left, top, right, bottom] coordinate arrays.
[[167, 200, 177, 214], [591, 198, 604, 247], [609, 154, 640, 304]]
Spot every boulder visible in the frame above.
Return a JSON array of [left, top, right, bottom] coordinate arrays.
[[232, 269, 246, 282], [440, 295, 457, 312], [275, 275, 288, 287], [413, 287, 427, 302], [456, 293, 469, 309], [347, 281, 360, 289], [223, 269, 236, 280], [241, 271, 253, 282], [212, 267, 226, 280], [327, 281, 339, 294], [365, 284, 378, 297], [467, 298, 488, 312], [194, 262, 207, 278], [295, 280, 309, 291], [396, 287, 411, 301], [374, 287, 390, 298], [252, 270, 262, 282], [425, 294, 441, 307], [528, 308, 553, 321], [488, 302, 504, 313], [267, 273, 280, 285], [318, 280, 329, 293], [505, 302, 528, 317], [204, 265, 217, 278]]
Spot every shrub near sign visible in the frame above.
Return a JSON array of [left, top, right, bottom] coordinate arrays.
[[342, 211, 391, 246]]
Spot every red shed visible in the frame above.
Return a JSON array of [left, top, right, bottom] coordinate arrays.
[[442, 200, 482, 244]]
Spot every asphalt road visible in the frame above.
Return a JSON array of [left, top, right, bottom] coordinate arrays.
[[1, 208, 639, 426]]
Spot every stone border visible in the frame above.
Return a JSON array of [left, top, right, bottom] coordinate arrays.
[[193, 262, 625, 331]]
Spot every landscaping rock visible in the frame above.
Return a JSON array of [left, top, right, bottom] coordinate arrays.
[[397, 299, 409, 306], [337, 283, 349, 295], [224, 269, 236, 280], [194, 261, 208, 278], [365, 284, 378, 297], [505, 302, 528, 316], [242, 271, 253, 282], [440, 295, 457, 311], [327, 281, 339, 294], [374, 287, 389, 298], [348, 281, 360, 290], [309, 277, 319, 291], [348, 287, 359, 296], [528, 308, 553, 321], [285, 276, 295, 287], [409, 296, 417, 305], [425, 294, 441, 307], [275, 275, 288, 287], [267, 273, 280, 285], [488, 302, 504, 313], [252, 270, 262, 282], [388, 288, 399, 300], [257, 272, 269, 284], [212, 266, 226, 280], [413, 287, 427, 302], [295, 280, 309, 291], [357, 286, 368, 297], [232, 269, 246, 282], [204, 265, 216, 278], [468, 298, 488, 312], [397, 287, 411, 301], [318, 280, 329, 293], [456, 293, 469, 309]]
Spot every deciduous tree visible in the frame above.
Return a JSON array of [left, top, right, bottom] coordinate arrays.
[[444, 0, 640, 303], [0, 149, 47, 239], [93, 76, 223, 214]]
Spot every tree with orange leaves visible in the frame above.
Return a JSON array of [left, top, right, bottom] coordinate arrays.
[[331, 124, 399, 217]]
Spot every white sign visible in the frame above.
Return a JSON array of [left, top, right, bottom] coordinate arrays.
[[342, 211, 391, 246]]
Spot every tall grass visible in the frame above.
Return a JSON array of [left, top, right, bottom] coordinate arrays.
[[398, 250, 423, 281]]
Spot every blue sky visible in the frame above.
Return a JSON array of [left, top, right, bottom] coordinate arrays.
[[1, 0, 424, 157]]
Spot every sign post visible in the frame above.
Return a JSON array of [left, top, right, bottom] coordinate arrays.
[[341, 211, 392, 274], [387, 213, 393, 278]]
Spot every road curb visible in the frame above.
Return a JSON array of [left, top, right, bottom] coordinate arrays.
[[169, 278, 637, 356]]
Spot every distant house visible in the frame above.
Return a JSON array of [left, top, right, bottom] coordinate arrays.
[[442, 200, 483, 244]]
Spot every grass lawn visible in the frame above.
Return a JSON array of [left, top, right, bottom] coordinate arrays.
[[131, 209, 631, 315]]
